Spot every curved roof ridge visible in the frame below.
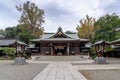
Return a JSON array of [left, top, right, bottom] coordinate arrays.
[[48, 27, 73, 39]]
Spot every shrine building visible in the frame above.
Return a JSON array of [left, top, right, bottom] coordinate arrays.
[[30, 27, 90, 55]]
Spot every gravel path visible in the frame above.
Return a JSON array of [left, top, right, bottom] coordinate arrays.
[[33, 56, 87, 61], [80, 69, 120, 80], [0, 62, 48, 80]]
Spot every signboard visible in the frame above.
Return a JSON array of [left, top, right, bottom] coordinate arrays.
[[17, 46, 21, 51]]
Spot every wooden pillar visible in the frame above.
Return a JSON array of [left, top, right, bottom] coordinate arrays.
[[79, 43, 81, 55], [67, 43, 70, 55], [50, 43, 53, 55], [106, 53, 108, 57], [51, 47, 53, 55], [39, 43, 41, 55], [77, 43, 80, 55]]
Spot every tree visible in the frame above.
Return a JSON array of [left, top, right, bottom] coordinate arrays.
[[4, 26, 34, 44], [65, 31, 73, 34], [115, 30, 120, 39], [0, 29, 5, 38], [0, 29, 5, 35], [16, 1, 44, 37], [5, 27, 17, 38], [76, 15, 95, 39], [92, 13, 120, 43], [17, 31, 35, 44], [17, 24, 42, 43]]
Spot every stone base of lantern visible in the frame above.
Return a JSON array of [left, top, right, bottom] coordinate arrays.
[[14, 57, 27, 65], [94, 57, 107, 64]]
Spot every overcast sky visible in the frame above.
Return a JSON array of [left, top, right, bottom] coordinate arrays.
[[0, 0, 120, 32]]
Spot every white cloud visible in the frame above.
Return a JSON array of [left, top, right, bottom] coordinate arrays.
[[39, 0, 105, 32], [0, 13, 19, 29], [0, 0, 20, 29], [0, 0, 119, 32]]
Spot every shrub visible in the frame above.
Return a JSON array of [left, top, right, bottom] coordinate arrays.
[[90, 47, 96, 59], [0, 47, 15, 57], [105, 45, 113, 52]]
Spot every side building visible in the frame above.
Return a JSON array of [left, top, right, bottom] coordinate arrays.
[[0, 39, 27, 57], [30, 27, 90, 55]]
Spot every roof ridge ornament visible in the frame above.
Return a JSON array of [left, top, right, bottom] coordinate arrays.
[[57, 26, 63, 32]]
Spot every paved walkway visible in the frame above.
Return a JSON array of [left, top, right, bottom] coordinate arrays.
[[33, 62, 87, 80]]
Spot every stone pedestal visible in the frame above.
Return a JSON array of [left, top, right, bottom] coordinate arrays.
[[94, 57, 107, 64], [14, 57, 27, 65]]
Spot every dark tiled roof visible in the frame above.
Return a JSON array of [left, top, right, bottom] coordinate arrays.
[[41, 27, 79, 39], [40, 33, 79, 39], [31, 38, 89, 43], [0, 39, 27, 47], [110, 39, 120, 44], [31, 33, 89, 42], [92, 40, 109, 46], [66, 33, 79, 39], [31, 27, 89, 42], [41, 33, 54, 39]]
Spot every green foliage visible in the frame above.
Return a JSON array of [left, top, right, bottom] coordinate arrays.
[[5, 27, 22, 38], [92, 13, 120, 43], [0, 47, 15, 56], [5, 27, 17, 38], [90, 47, 96, 59], [22, 52, 30, 59], [17, 31, 36, 44], [77, 15, 95, 39], [65, 31, 73, 34], [105, 45, 113, 52], [16, 1, 44, 38], [4, 26, 35, 44], [115, 30, 120, 39], [0, 29, 5, 35], [3, 1, 45, 44]]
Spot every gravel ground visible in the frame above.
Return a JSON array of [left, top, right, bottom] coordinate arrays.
[[72, 63, 94, 65], [80, 69, 120, 80], [0, 62, 48, 80], [34, 56, 87, 61], [72, 58, 120, 65]]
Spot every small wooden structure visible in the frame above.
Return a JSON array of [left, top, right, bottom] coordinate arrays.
[[0, 39, 27, 56], [93, 40, 109, 64], [0, 39, 27, 64], [93, 40, 109, 57]]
